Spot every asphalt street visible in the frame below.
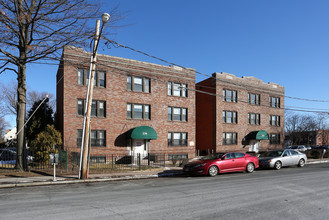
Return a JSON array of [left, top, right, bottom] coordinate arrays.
[[1, 163, 329, 220]]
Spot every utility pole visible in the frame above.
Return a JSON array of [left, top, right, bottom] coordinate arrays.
[[79, 13, 110, 179]]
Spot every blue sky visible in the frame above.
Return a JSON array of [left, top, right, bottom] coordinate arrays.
[[2, 0, 329, 126]]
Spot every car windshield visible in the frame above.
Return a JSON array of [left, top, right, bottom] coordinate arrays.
[[260, 151, 283, 157], [201, 153, 224, 160]]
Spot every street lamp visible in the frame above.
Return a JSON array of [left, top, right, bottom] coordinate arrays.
[[79, 13, 110, 179], [102, 13, 110, 23]]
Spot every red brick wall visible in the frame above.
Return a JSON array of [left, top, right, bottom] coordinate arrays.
[[57, 46, 196, 158], [196, 78, 216, 155], [197, 72, 285, 154]]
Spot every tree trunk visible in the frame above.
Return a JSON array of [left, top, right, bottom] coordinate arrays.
[[16, 63, 27, 171]]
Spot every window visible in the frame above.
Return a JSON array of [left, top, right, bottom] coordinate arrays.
[[223, 89, 237, 102], [78, 69, 84, 85], [127, 103, 151, 120], [90, 156, 106, 164], [77, 99, 84, 116], [127, 75, 150, 93], [283, 150, 290, 157], [223, 132, 237, 145], [77, 130, 106, 147], [223, 111, 237, 124], [234, 152, 245, 158], [168, 132, 188, 146], [77, 130, 83, 146], [133, 77, 143, 92], [99, 72, 105, 87], [77, 69, 106, 87], [91, 130, 106, 146], [270, 96, 280, 108], [290, 150, 298, 156], [168, 82, 188, 97], [270, 133, 280, 144], [269, 115, 280, 126], [168, 107, 188, 121], [248, 113, 260, 125], [168, 154, 188, 160], [168, 107, 172, 121], [248, 93, 260, 105], [77, 99, 106, 117], [91, 101, 97, 116]]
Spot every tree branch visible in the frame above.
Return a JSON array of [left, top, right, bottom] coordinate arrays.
[[0, 67, 18, 75]]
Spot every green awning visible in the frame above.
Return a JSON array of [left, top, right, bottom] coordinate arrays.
[[130, 126, 158, 140], [245, 130, 269, 141]]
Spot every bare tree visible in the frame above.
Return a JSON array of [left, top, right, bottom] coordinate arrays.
[[314, 113, 329, 145], [0, 81, 17, 115], [0, 117, 10, 140], [285, 112, 329, 146], [0, 81, 55, 115], [0, 0, 121, 171], [27, 90, 55, 110]]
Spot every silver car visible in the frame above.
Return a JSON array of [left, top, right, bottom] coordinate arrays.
[[289, 145, 311, 152], [258, 149, 307, 170]]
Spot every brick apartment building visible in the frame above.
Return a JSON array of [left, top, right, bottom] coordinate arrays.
[[196, 72, 285, 155], [56, 46, 196, 161]]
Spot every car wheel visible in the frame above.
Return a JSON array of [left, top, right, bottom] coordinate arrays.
[[246, 163, 255, 173], [274, 161, 282, 170], [208, 165, 218, 177], [298, 159, 305, 167]]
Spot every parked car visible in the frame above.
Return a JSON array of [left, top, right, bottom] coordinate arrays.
[[183, 152, 259, 177], [311, 145, 329, 150], [0, 148, 34, 164], [0, 149, 17, 165], [289, 145, 311, 152], [258, 149, 307, 170]]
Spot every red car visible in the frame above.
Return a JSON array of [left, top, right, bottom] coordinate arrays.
[[183, 152, 259, 177]]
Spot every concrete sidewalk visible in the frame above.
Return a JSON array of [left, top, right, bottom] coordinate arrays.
[[0, 159, 328, 188], [0, 167, 184, 188]]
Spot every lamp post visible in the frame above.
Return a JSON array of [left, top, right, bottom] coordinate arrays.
[[79, 13, 110, 180]]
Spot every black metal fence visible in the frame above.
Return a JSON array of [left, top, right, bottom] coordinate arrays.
[[0, 150, 168, 173], [71, 152, 166, 173], [0, 149, 69, 172]]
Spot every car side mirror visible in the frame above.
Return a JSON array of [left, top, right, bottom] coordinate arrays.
[[221, 156, 226, 160]]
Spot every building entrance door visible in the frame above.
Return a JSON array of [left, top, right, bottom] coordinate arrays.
[[249, 140, 259, 153], [130, 139, 149, 161]]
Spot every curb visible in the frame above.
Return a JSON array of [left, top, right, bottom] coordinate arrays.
[[307, 160, 329, 164]]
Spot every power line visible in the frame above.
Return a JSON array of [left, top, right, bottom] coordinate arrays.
[[104, 39, 329, 103], [15, 45, 328, 114]]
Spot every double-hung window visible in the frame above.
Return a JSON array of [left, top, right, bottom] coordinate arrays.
[[78, 69, 106, 87], [248, 113, 260, 125], [127, 76, 150, 93], [223, 89, 237, 102], [248, 93, 260, 105], [168, 107, 188, 121], [168, 154, 188, 160], [270, 133, 280, 144], [270, 96, 280, 108], [91, 130, 106, 147], [223, 111, 237, 124], [168, 132, 188, 146], [168, 82, 188, 97], [77, 99, 106, 117], [222, 132, 238, 145], [269, 115, 280, 126], [77, 129, 106, 147], [127, 103, 151, 120]]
